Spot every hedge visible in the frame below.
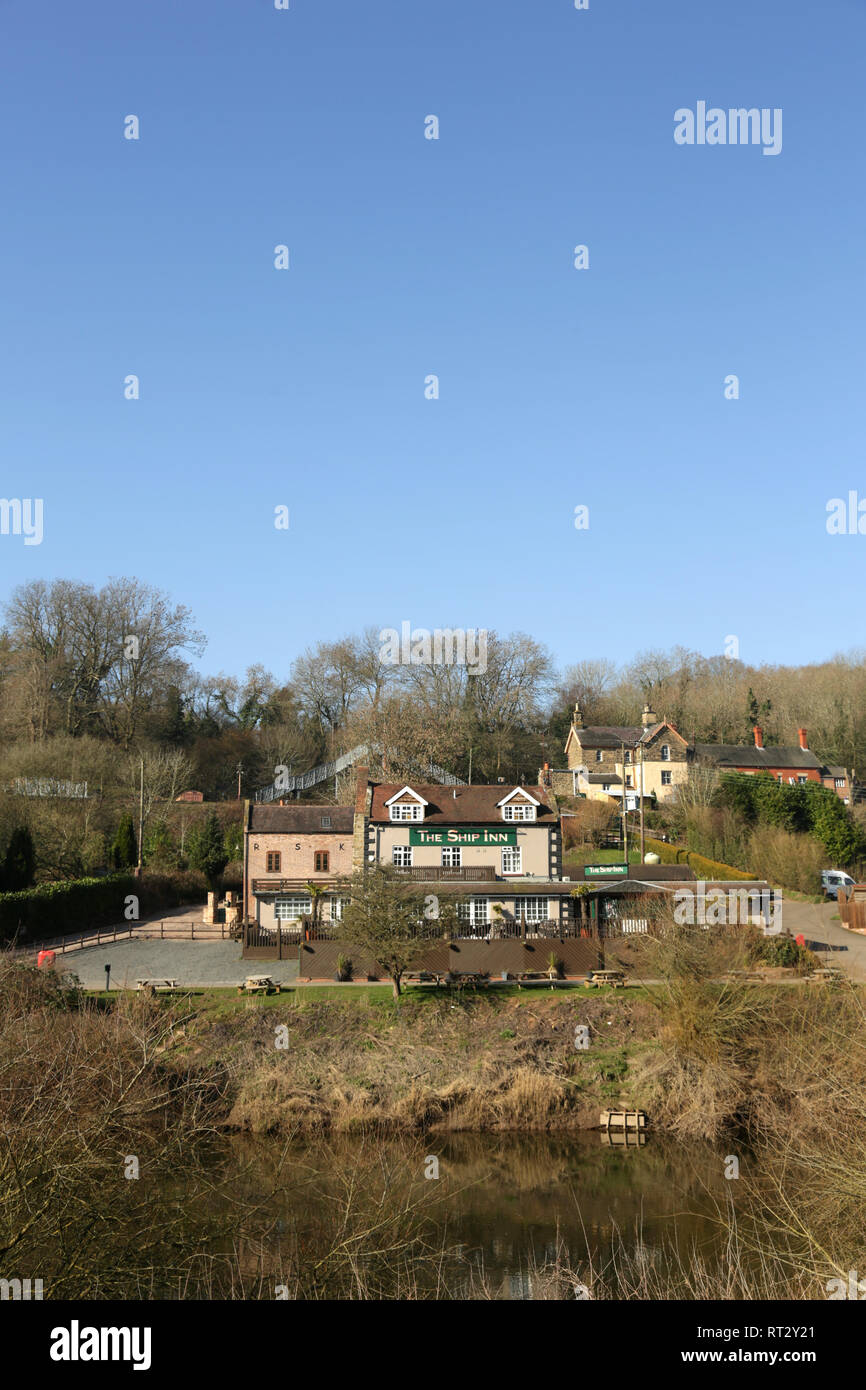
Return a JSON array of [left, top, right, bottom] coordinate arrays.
[[643, 837, 757, 882], [0, 870, 212, 946]]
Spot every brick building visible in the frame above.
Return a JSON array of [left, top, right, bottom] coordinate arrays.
[[243, 768, 576, 936]]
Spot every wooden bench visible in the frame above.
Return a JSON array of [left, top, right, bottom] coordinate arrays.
[[445, 972, 490, 991], [238, 975, 282, 995], [584, 970, 626, 990], [806, 967, 844, 985], [136, 979, 180, 995]]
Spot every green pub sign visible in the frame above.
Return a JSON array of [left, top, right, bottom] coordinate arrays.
[[583, 863, 629, 878], [409, 827, 517, 846]]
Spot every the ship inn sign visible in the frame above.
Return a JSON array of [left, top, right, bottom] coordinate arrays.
[[409, 827, 517, 846]]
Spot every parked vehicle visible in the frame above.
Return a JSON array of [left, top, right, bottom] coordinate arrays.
[[821, 869, 856, 899]]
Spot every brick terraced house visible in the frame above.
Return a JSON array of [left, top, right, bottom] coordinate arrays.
[[242, 803, 355, 930]]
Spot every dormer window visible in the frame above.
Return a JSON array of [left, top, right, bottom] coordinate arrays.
[[384, 787, 428, 823], [624, 750, 632, 764], [595, 749, 603, 762], [496, 787, 540, 823], [503, 803, 535, 821], [660, 745, 670, 762]]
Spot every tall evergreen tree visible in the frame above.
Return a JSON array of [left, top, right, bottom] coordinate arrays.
[[2, 826, 36, 892], [112, 813, 138, 870], [188, 811, 228, 889]]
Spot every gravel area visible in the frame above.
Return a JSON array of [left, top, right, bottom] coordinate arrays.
[[59, 940, 299, 990]]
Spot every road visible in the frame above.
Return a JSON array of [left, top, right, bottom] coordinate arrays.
[[780, 899, 866, 980]]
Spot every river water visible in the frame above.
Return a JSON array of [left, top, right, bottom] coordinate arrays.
[[224, 1130, 736, 1299]]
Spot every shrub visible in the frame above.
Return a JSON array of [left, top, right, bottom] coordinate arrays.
[[745, 826, 824, 894], [0, 870, 210, 945], [643, 837, 756, 881]]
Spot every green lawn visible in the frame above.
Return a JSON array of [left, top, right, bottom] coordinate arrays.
[[563, 846, 642, 875]]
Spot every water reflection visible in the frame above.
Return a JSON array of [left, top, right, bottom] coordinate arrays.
[[227, 1129, 737, 1298]]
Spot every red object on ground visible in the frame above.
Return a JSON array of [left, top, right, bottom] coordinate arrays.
[[37, 949, 56, 969], [795, 934, 806, 948]]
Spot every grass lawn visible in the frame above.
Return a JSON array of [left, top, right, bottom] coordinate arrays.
[[562, 846, 642, 874]]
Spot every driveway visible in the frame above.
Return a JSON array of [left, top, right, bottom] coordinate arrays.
[[58, 940, 299, 990], [781, 899, 866, 980]]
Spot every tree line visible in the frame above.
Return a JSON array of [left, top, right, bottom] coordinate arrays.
[[2, 576, 866, 820]]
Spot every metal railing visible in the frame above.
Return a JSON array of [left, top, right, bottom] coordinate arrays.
[[254, 743, 467, 802], [392, 865, 496, 882], [22, 918, 235, 956]]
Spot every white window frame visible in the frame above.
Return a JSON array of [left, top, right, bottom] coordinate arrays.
[[275, 895, 312, 921], [515, 896, 547, 924], [501, 846, 522, 875], [502, 802, 535, 822], [661, 770, 672, 786], [595, 749, 603, 762], [392, 845, 413, 867], [660, 745, 670, 761], [457, 897, 489, 928], [328, 896, 351, 922], [385, 787, 428, 822], [441, 846, 462, 867]]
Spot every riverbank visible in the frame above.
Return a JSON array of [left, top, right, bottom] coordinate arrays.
[[4, 952, 866, 1299]]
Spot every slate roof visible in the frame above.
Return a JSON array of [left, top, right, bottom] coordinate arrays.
[[693, 743, 822, 771], [568, 722, 682, 750], [249, 805, 355, 834]]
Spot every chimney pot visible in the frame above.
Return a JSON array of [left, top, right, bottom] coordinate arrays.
[[753, 726, 764, 749], [798, 728, 808, 750]]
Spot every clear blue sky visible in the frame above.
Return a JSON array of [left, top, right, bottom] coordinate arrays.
[[2, 0, 864, 677]]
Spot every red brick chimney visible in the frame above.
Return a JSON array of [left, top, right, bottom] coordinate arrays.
[[753, 726, 764, 749], [798, 728, 808, 750], [354, 766, 370, 814]]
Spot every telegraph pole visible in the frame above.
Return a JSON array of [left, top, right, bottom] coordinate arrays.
[[639, 743, 645, 864], [620, 742, 628, 862], [137, 756, 144, 875]]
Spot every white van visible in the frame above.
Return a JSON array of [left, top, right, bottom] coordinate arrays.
[[821, 869, 855, 899]]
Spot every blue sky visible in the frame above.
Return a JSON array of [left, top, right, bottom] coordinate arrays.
[[2, 0, 865, 678]]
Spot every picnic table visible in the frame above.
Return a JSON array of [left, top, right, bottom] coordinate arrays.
[[584, 969, 626, 990], [238, 975, 282, 995], [136, 978, 180, 995]]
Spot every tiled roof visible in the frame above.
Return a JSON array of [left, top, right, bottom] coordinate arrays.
[[368, 783, 557, 824]]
